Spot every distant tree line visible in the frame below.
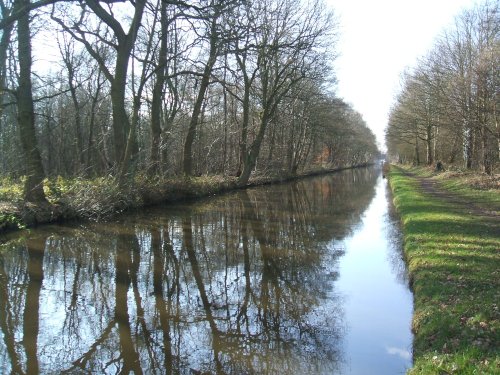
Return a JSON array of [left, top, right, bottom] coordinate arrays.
[[386, 0, 499, 174], [0, 0, 379, 202]]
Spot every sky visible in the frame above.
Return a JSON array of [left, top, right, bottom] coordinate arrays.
[[326, 0, 480, 151]]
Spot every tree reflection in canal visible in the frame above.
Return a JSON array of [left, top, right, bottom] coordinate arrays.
[[0, 168, 379, 374]]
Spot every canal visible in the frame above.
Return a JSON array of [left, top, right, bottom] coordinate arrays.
[[0, 167, 413, 374]]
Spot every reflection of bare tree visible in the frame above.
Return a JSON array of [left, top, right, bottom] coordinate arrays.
[[130, 231, 159, 370], [241, 190, 283, 341], [236, 215, 252, 332], [23, 237, 46, 375], [183, 216, 225, 375], [63, 320, 115, 373], [115, 234, 143, 374], [0, 245, 23, 373], [62, 244, 82, 343], [152, 227, 174, 374], [0, 168, 380, 373], [0, 235, 46, 374], [238, 189, 342, 374]]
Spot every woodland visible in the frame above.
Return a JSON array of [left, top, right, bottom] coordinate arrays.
[[0, 0, 379, 204], [386, 1, 499, 174]]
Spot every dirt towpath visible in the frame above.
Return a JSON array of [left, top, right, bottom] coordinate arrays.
[[401, 168, 500, 225]]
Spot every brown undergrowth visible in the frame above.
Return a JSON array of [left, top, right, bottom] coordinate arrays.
[[1, 164, 367, 234]]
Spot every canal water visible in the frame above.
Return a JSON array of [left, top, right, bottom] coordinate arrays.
[[0, 167, 413, 374]]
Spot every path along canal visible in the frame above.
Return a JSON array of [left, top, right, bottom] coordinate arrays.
[[0, 167, 413, 374]]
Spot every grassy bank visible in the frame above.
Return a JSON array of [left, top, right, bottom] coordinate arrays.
[[0, 174, 240, 232], [388, 165, 499, 374], [0, 164, 368, 234]]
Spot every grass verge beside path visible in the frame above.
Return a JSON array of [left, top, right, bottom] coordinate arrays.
[[388, 165, 499, 374]]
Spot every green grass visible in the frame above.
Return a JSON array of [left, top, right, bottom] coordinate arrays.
[[404, 166, 500, 206], [388, 165, 499, 374]]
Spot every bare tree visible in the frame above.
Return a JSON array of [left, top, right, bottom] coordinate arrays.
[[237, 0, 335, 185], [16, 0, 47, 202], [387, 1, 499, 173], [52, 0, 147, 175], [57, 34, 86, 172], [182, 0, 235, 176], [0, 0, 382, 190]]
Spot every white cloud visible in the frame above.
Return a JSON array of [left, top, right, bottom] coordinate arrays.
[[386, 346, 412, 360]]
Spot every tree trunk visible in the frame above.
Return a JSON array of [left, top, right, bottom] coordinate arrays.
[[0, 9, 13, 95], [86, 71, 103, 176], [481, 129, 492, 175], [149, 0, 168, 177], [0, 16, 13, 174], [110, 49, 130, 167], [414, 134, 420, 165], [237, 77, 250, 176], [426, 124, 433, 165], [16, 0, 47, 203], [464, 125, 474, 169], [238, 112, 269, 186], [59, 40, 85, 173], [119, 95, 140, 182], [84, 0, 146, 176], [222, 57, 228, 175], [67, 67, 84, 172], [183, 17, 218, 176]]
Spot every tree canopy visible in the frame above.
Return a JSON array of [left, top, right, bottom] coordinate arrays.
[[386, 0, 499, 174], [0, 0, 380, 201]]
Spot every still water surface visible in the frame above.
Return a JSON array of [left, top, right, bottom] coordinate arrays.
[[0, 167, 412, 374]]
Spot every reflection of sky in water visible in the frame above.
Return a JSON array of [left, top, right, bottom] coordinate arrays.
[[336, 176, 413, 374], [0, 168, 412, 374]]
